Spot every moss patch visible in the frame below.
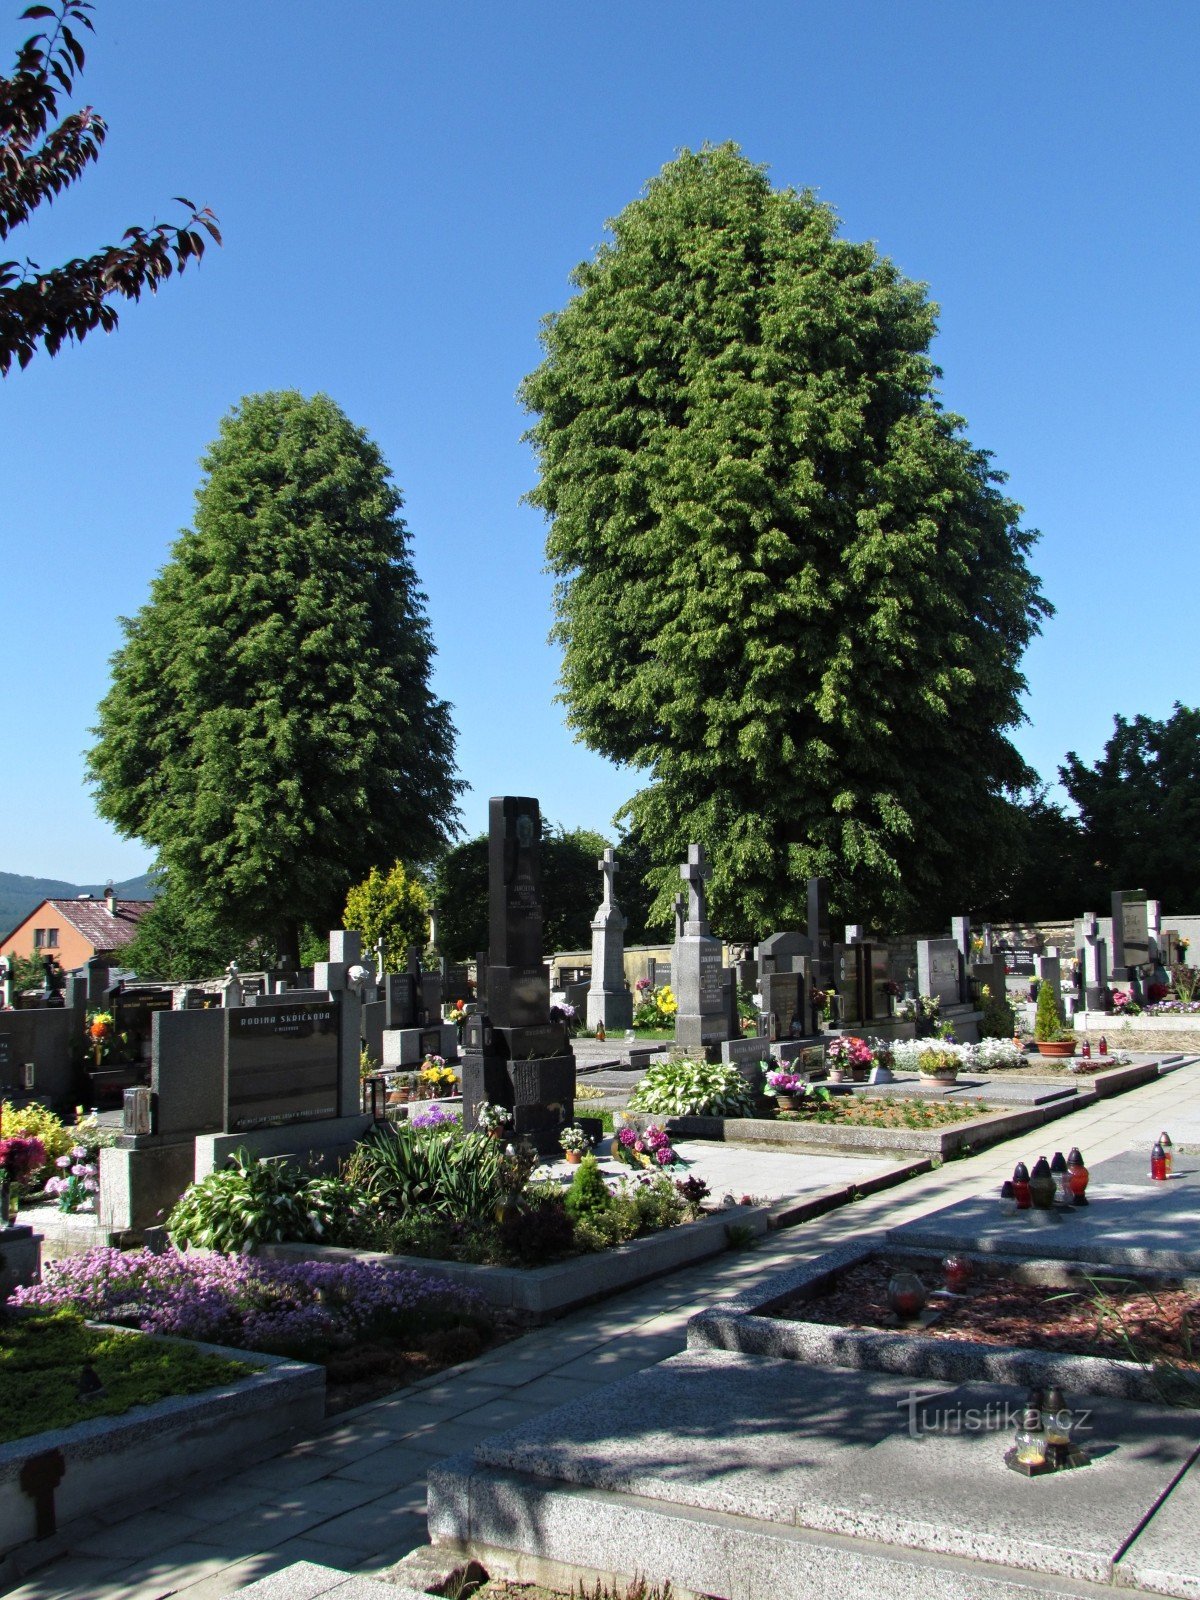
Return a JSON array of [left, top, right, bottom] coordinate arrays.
[[0, 1312, 251, 1444]]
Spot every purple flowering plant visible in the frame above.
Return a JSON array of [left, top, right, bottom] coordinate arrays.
[[611, 1120, 681, 1170], [43, 1143, 99, 1212], [409, 1103, 461, 1131], [10, 1247, 490, 1360]]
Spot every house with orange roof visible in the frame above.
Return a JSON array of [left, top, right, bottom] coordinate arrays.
[[0, 886, 153, 973]]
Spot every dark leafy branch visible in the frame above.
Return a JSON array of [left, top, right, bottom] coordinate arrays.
[[0, 0, 220, 374]]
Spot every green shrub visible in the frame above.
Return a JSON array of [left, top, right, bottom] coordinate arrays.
[[916, 1048, 961, 1075], [628, 1057, 755, 1117], [1034, 981, 1067, 1042], [344, 1121, 504, 1223], [0, 1101, 73, 1177], [563, 1154, 611, 1220], [166, 1151, 366, 1252], [978, 982, 1017, 1039]]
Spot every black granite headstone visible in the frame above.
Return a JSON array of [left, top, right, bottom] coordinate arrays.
[[461, 796, 574, 1151], [224, 999, 340, 1132]]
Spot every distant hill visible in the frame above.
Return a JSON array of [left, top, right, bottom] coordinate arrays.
[[0, 871, 158, 933]]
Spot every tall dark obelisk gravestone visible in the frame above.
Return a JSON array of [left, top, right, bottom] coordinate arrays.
[[460, 797, 574, 1152]]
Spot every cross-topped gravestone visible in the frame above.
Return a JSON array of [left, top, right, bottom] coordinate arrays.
[[599, 846, 619, 906], [673, 842, 732, 1058], [681, 844, 711, 936], [587, 844, 632, 1031]]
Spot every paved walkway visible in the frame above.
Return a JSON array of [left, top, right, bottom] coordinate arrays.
[[7, 1059, 1200, 1600]]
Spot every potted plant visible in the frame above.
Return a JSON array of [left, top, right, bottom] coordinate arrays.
[[477, 1101, 513, 1140], [826, 1034, 874, 1083], [917, 1046, 962, 1083], [765, 1069, 807, 1111], [1033, 984, 1077, 1057], [559, 1122, 590, 1163]]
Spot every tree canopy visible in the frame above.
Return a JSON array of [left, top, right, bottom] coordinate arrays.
[[88, 391, 462, 968], [1, 0, 220, 375], [433, 823, 612, 961], [1061, 703, 1200, 912], [521, 144, 1050, 936]]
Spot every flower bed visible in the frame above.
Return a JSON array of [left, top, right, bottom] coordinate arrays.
[[778, 1093, 992, 1130], [11, 1247, 490, 1363]]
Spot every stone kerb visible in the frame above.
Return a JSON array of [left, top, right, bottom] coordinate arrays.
[[621, 1094, 1098, 1159], [0, 1333, 323, 1575], [686, 1239, 1199, 1404], [257, 1206, 774, 1318]]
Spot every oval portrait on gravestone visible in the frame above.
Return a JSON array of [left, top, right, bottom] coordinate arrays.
[[516, 814, 534, 849]]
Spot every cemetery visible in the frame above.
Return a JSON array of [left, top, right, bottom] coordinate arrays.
[[3, 804, 1200, 1598]]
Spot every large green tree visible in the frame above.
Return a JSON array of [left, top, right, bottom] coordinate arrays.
[[1061, 704, 1200, 911], [521, 144, 1050, 936], [433, 823, 612, 961], [1, 0, 220, 375], [88, 391, 462, 967]]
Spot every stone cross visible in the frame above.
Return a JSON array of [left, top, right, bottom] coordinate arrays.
[[673, 893, 686, 941], [598, 846, 619, 907], [1079, 912, 1108, 1006], [680, 843, 711, 935], [374, 938, 387, 982]]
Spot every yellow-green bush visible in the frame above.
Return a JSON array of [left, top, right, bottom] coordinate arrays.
[[1, 1101, 73, 1175]]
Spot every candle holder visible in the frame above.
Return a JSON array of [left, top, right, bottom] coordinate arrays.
[[887, 1270, 927, 1321], [1004, 1387, 1090, 1476]]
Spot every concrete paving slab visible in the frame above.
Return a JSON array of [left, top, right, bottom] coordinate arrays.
[[456, 1350, 1200, 1587], [888, 1149, 1200, 1270], [1117, 1452, 1200, 1599]]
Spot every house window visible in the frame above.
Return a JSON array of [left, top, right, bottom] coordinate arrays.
[[33, 928, 45, 949], [46, 928, 59, 948]]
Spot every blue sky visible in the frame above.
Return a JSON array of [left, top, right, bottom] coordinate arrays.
[[1, 0, 1197, 882]]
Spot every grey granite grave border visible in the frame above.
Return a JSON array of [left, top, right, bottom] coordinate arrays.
[[623, 1091, 1097, 1158], [686, 1238, 1200, 1402], [259, 1207, 772, 1317], [0, 1326, 323, 1574], [427, 1455, 1118, 1600], [258, 1156, 927, 1319]]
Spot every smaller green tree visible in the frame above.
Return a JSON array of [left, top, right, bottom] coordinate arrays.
[[1033, 980, 1067, 1043], [343, 862, 430, 969], [8, 950, 52, 991]]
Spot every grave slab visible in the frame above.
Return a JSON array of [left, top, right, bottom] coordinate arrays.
[[888, 1150, 1200, 1271], [1117, 1453, 1200, 1599], [431, 1350, 1200, 1590]]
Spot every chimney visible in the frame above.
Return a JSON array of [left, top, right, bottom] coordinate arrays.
[[104, 884, 116, 917]]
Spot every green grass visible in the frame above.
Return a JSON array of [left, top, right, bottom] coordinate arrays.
[[0, 1312, 251, 1444]]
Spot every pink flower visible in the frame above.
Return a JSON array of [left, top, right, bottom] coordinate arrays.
[[617, 1127, 637, 1147], [655, 1147, 674, 1165]]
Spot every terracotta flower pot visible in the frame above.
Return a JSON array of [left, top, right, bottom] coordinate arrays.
[[774, 1092, 801, 1111], [564, 1149, 583, 1164], [1035, 1040, 1077, 1058]]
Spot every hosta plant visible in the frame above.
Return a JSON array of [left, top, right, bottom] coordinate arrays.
[[167, 1150, 367, 1252], [628, 1057, 755, 1117]]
